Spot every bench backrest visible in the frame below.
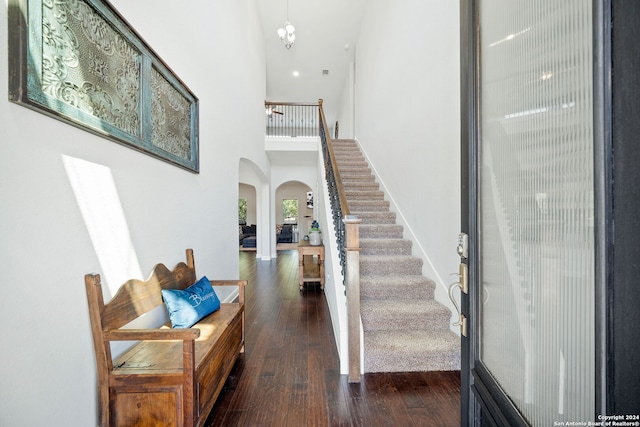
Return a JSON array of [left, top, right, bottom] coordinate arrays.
[[91, 249, 197, 330], [85, 249, 197, 368]]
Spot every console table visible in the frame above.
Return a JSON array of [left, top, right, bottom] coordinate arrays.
[[297, 240, 325, 291]]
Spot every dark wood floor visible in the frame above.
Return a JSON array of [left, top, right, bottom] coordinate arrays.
[[205, 250, 461, 426]]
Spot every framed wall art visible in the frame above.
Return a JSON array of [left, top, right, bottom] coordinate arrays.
[[8, 0, 199, 172]]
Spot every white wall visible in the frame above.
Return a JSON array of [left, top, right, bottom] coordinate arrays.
[[354, 1, 461, 316], [0, 1, 266, 426], [336, 61, 356, 139]]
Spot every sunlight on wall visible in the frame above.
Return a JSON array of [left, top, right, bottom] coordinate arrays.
[[63, 155, 142, 298]]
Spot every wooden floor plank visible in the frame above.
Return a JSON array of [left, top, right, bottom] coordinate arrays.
[[205, 250, 461, 426]]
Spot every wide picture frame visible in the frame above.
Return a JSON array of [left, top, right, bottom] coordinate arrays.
[[8, 0, 200, 173]]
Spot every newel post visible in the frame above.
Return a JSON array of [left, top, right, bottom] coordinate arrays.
[[344, 215, 362, 383]]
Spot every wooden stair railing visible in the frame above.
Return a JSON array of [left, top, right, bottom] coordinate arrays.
[[318, 99, 361, 383]]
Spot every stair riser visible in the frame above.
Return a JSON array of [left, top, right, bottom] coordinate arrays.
[[345, 191, 385, 200], [364, 351, 461, 373], [357, 216, 396, 225], [342, 180, 377, 187], [360, 258, 423, 276], [339, 169, 372, 176], [334, 154, 362, 160], [342, 175, 376, 181], [351, 212, 396, 224], [361, 284, 434, 300], [360, 240, 412, 256], [349, 201, 390, 212], [344, 188, 383, 196], [343, 182, 378, 188], [335, 158, 366, 165], [338, 162, 368, 167], [360, 228, 404, 239], [363, 330, 461, 373], [361, 311, 451, 332]]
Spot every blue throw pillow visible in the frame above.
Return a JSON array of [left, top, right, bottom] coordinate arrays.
[[161, 276, 221, 328]]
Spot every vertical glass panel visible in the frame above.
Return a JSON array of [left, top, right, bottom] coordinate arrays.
[[478, 1, 594, 425]]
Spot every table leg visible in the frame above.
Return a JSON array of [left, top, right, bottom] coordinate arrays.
[[298, 252, 304, 291], [319, 255, 325, 290]]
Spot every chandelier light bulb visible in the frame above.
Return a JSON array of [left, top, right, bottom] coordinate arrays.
[[277, 21, 296, 49], [277, 0, 296, 50]]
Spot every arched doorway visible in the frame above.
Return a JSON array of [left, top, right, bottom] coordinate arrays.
[[239, 158, 270, 259], [274, 180, 314, 249]]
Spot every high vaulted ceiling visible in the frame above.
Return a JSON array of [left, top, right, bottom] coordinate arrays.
[[255, 0, 366, 126]]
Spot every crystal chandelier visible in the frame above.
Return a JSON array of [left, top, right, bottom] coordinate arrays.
[[277, 0, 295, 49]]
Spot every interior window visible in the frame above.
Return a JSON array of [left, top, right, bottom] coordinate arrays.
[[238, 198, 247, 224], [282, 199, 298, 224]]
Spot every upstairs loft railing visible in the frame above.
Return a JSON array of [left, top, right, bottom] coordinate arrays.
[[265, 101, 319, 137], [317, 99, 361, 383]]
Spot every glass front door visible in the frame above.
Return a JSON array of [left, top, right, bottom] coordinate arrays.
[[463, 1, 597, 425]]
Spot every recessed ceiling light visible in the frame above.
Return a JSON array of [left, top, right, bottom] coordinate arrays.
[[293, 70, 300, 77]]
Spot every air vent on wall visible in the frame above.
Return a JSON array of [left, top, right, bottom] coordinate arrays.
[[322, 69, 329, 75]]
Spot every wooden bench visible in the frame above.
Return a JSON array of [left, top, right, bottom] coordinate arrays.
[[85, 249, 245, 427]]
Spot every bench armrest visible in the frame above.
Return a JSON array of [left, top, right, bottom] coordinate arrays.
[[209, 279, 247, 287], [105, 328, 200, 341], [209, 279, 246, 304]]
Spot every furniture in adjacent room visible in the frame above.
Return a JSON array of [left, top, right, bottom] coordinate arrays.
[[242, 236, 257, 248], [239, 224, 256, 245], [277, 224, 295, 243], [297, 240, 325, 291]]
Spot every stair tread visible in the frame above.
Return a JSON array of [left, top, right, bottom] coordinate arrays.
[[361, 277, 435, 300], [360, 274, 434, 286], [361, 299, 450, 318], [342, 185, 380, 191], [360, 224, 402, 229], [360, 254, 420, 262], [351, 216, 396, 225], [361, 275, 435, 300], [363, 296, 447, 308], [345, 191, 385, 200], [342, 176, 376, 182]]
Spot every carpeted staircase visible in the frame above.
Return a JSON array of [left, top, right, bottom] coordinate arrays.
[[331, 139, 460, 372]]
